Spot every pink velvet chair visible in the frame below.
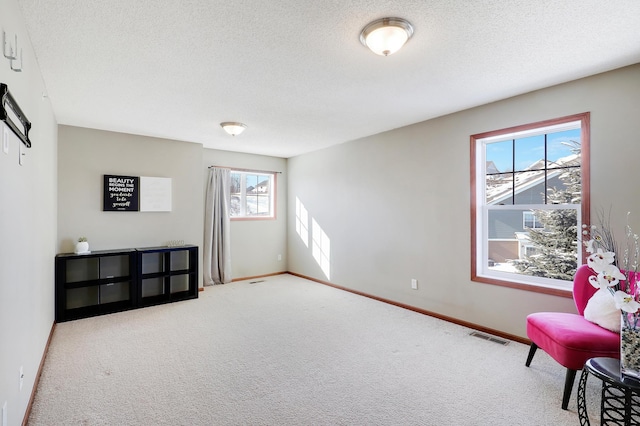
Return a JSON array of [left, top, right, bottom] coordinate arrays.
[[525, 264, 620, 409]]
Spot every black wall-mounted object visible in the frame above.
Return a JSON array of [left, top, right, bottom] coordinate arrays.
[[0, 83, 31, 148]]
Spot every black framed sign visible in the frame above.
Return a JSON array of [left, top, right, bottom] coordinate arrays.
[[103, 175, 139, 211]]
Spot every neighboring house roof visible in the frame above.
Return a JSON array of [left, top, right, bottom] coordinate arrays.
[[486, 161, 500, 174], [248, 179, 270, 194], [486, 154, 579, 205]]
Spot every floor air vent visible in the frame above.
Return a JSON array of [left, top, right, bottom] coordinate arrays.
[[469, 331, 509, 346], [249, 280, 265, 284]]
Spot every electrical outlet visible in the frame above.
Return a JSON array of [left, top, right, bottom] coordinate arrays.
[[411, 279, 418, 290], [19, 366, 24, 391], [277, 254, 282, 261]]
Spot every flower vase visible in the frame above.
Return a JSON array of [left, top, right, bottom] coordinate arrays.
[[75, 241, 89, 254], [620, 311, 640, 380]]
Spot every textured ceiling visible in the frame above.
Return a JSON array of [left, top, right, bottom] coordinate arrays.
[[16, 0, 640, 158]]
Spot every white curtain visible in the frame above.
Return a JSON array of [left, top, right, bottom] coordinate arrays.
[[203, 167, 232, 285]]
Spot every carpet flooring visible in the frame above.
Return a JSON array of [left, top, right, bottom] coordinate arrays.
[[28, 274, 601, 425]]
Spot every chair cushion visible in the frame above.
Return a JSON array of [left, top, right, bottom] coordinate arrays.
[[527, 312, 620, 370]]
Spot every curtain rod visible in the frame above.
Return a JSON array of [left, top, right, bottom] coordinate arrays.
[[208, 165, 282, 174]]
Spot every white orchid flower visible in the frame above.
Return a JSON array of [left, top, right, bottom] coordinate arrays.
[[585, 239, 595, 254], [601, 264, 627, 286], [588, 275, 601, 289], [588, 265, 626, 290], [587, 249, 616, 272], [614, 290, 640, 314]]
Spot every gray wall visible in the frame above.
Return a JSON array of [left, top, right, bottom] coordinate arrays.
[[287, 63, 640, 338], [0, 0, 58, 424], [56, 127, 288, 286], [202, 149, 287, 279], [57, 126, 205, 285]]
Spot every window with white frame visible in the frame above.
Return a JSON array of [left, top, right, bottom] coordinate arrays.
[[230, 170, 276, 219], [523, 211, 544, 229], [471, 113, 590, 293]]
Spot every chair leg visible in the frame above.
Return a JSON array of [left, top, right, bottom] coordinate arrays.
[[562, 369, 577, 410], [525, 343, 538, 367]]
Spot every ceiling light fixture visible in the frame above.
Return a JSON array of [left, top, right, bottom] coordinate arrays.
[[359, 17, 414, 56], [220, 122, 247, 136]]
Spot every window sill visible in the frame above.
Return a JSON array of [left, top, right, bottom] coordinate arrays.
[[231, 216, 276, 222], [472, 274, 572, 298]]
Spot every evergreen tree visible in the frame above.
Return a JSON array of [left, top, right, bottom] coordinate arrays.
[[512, 143, 581, 280]]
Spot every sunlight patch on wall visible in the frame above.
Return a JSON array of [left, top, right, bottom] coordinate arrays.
[[312, 218, 331, 280], [295, 197, 309, 247]]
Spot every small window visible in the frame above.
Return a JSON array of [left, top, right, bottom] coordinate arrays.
[[230, 170, 276, 219], [523, 211, 544, 229]]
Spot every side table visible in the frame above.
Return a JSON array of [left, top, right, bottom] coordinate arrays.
[[577, 357, 640, 425]]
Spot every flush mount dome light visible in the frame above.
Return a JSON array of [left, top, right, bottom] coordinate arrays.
[[220, 122, 247, 136], [359, 17, 414, 56]]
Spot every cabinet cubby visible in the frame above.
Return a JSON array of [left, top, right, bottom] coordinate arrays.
[[137, 246, 198, 307], [55, 245, 198, 322]]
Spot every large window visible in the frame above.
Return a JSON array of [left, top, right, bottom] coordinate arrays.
[[230, 170, 276, 219], [471, 113, 590, 294]]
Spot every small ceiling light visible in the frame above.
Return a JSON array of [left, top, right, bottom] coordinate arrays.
[[359, 17, 414, 56], [220, 122, 247, 136]]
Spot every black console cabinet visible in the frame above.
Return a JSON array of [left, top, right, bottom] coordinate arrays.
[[55, 245, 198, 322]]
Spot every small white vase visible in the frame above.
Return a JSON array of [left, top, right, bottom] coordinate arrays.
[[75, 241, 90, 254]]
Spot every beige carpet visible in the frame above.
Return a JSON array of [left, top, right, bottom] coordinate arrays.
[[28, 274, 601, 425]]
